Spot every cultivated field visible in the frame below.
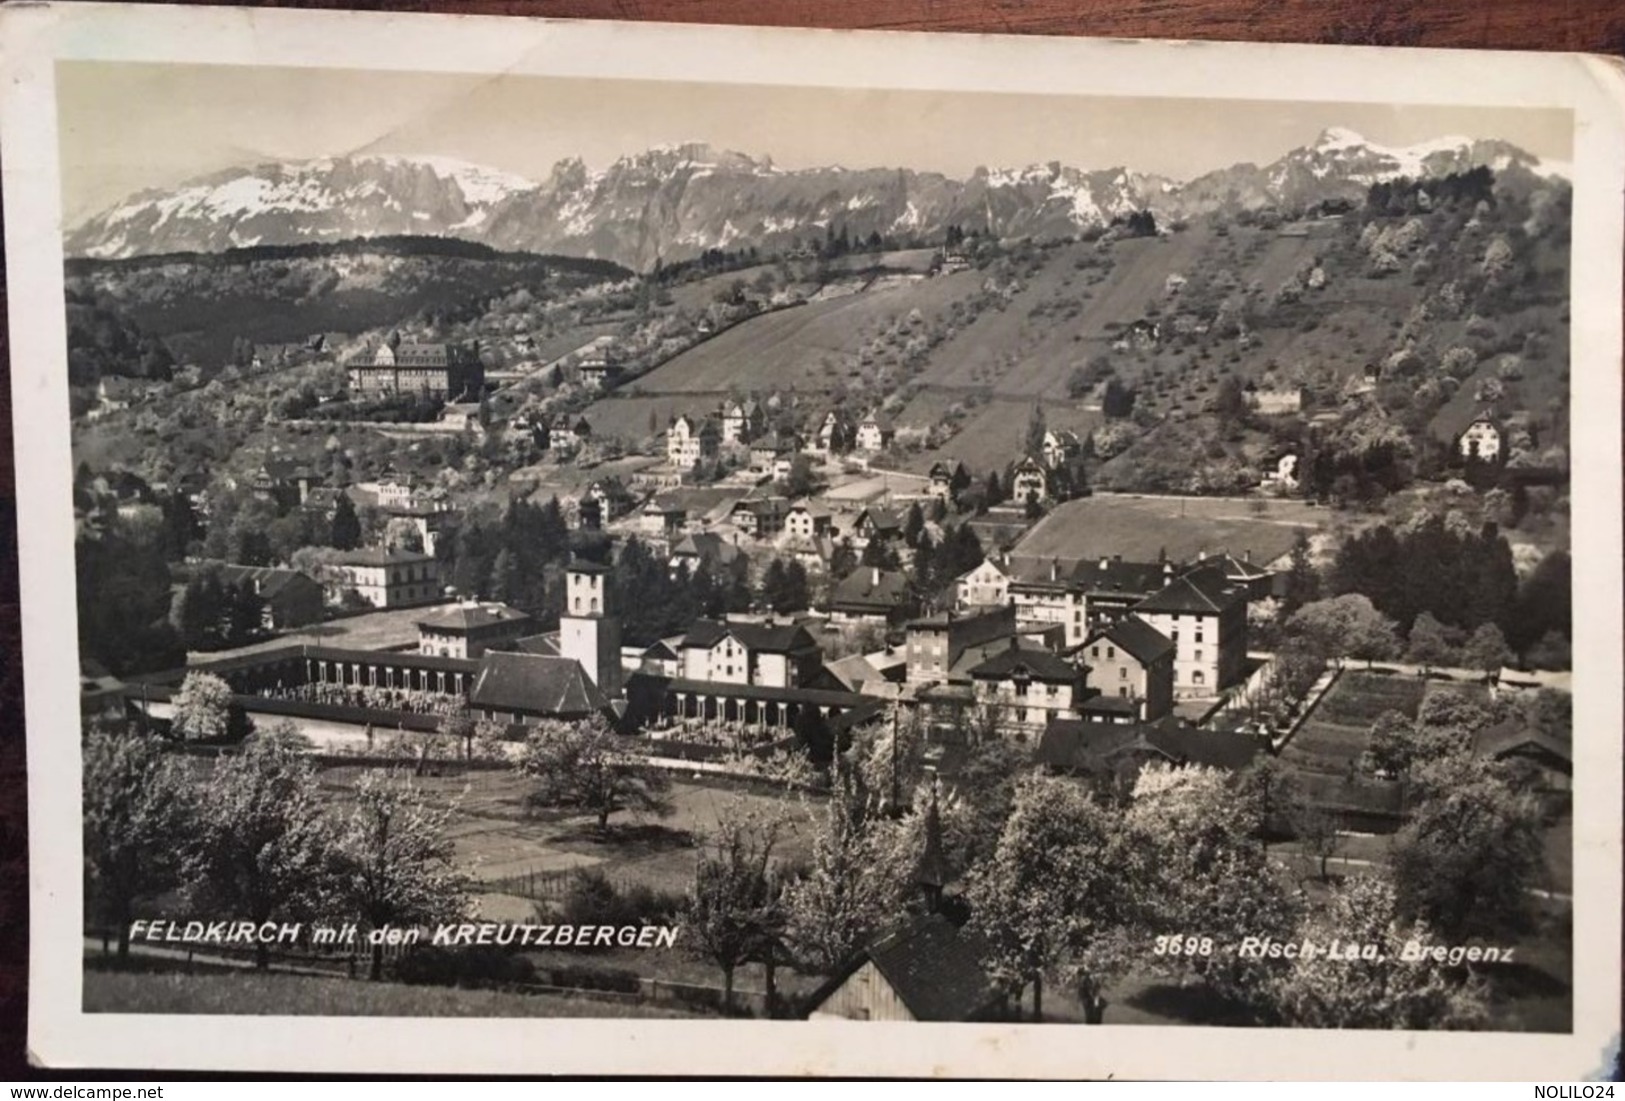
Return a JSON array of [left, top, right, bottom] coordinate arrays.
[[1282, 669, 1425, 776], [906, 398, 1103, 474], [312, 766, 821, 900], [607, 270, 983, 398], [1010, 493, 1321, 566]]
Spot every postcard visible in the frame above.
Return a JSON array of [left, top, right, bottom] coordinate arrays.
[[2, 1, 1621, 1079]]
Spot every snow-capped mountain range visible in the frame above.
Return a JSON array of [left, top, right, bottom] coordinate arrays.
[[66, 130, 1567, 269]]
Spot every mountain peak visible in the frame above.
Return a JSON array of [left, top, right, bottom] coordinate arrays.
[[1313, 127, 1369, 151]]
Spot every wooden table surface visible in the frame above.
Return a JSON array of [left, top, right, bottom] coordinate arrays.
[[0, 0, 1617, 1078]]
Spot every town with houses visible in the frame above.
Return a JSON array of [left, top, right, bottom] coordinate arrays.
[[67, 117, 1576, 1029]]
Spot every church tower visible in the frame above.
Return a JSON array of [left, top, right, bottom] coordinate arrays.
[[560, 558, 623, 699]]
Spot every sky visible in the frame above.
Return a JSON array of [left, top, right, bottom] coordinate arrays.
[[56, 60, 1573, 225]]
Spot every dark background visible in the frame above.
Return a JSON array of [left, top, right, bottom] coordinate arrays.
[[1, 0, 1620, 1081]]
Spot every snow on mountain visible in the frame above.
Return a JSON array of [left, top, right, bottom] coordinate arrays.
[[66, 131, 1564, 268]]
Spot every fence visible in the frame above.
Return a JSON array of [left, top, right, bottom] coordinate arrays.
[[483, 866, 651, 905]]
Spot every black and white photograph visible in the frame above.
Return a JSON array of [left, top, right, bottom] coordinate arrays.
[[3, 3, 1621, 1079]]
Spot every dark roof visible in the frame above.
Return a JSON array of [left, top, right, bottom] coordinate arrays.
[[507, 632, 561, 657], [733, 497, 792, 520], [965, 646, 1080, 683], [1074, 558, 1174, 596], [828, 568, 911, 612], [1079, 695, 1138, 716], [670, 532, 742, 566], [469, 653, 607, 717], [335, 548, 435, 567], [1038, 716, 1262, 773], [804, 915, 1000, 1022], [1134, 562, 1246, 615], [211, 564, 322, 601], [565, 557, 613, 575], [856, 507, 904, 533], [680, 618, 816, 654], [417, 602, 532, 633], [1476, 718, 1572, 768], [1086, 616, 1175, 665]]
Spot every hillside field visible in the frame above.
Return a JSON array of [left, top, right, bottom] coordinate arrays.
[[1011, 493, 1321, 566]]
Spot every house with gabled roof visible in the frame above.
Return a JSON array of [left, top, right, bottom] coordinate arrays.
[[668, 531, 744, 578], [965, 641, 1087, 733], [927, 459, 969, 501], [1131, 560, 1249, 696], [1041, 429, 1082, 471], [721, 398, 764, 444], [678, 618, 822, 689], [668, 413, 720, 469], [1010, 456, 1049, 503], [855, 412, 895, 453], [468, 651, 608, 724], [955, 555, 1011, 611], [827, 567, 912, 625], [803, 913, 1004, 1023], [1080, 616, 1175, 722], [211, 564, 325, 630], [1038, 714, 1263, 785], [1474, 718, 1571, 792], [1455, 409, 1503, 462], [852, 506, 904, 548], [730, 496, 792, 540], [813, 409, 854, 455]]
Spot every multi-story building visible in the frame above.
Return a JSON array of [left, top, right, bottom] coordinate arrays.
[[1041, 430, 1082, 471], [417, 602, 534, 659], [956, 556, 1012, 610], [1007, 560, 1087, 647], [668, 414, 721, 469], [678, 619, 822, 689], [1457, 411, 1503, 461], [1011, 457, 1048, 502], [927, 460, 969, 501], [332, 549, 441, 608], [855, 413, 894, 453], [1079, 616, 1175, 721], [1131, 561, 1249, 696], [827, 567, 912, 625], [965, 644, 1087, 733], [903, 606, 1018, 687], [730, 497, 792, 540], [346, 333, 484, 401], [722, 398, 764, 444], [784, 504, 833, 542]]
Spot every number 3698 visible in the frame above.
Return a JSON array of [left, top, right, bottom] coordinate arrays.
[[1153, 935, 1213, 956]]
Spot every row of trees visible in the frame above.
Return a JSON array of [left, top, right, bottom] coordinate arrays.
[[1330, 518, 1568, 664], [85, 723, 468, 978], [679, 727, 1520, 1026]]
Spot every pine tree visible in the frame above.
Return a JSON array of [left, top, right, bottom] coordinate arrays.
[[760, 559, 787, 613], [1281, 529, 1320, 616], [329, 493, 362, 551], [903, 502, 925, 548], [1025, 405, 1047, 459], [488, 548, 519, 604]]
